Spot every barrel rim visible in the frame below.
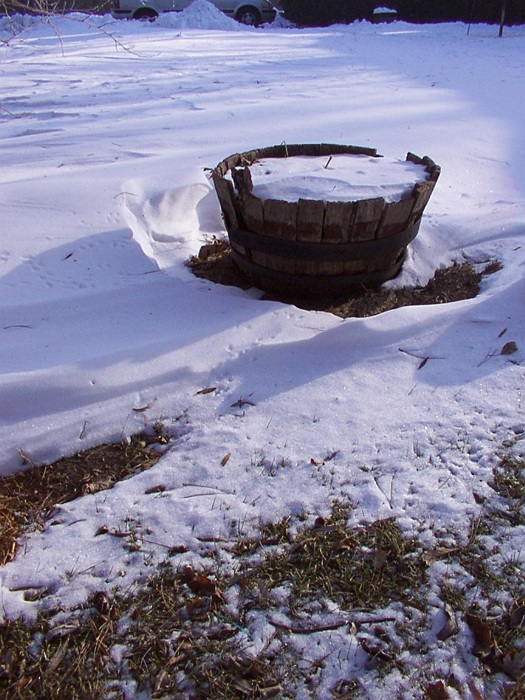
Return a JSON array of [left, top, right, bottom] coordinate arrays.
[[212, 143, 441, 198]]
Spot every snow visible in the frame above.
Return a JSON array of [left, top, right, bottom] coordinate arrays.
[[244, 154, 428, 202], [373, 7, 397, 15], [1, 5, 525, 695], [153, 0, 243, 29]]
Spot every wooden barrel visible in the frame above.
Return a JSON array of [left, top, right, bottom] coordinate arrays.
[[211, 143, 440, 296]]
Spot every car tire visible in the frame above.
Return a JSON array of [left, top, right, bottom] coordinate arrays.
[[235, 5, 262, 25], [133, 7, 158, 19]]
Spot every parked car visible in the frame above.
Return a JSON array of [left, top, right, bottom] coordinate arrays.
[[110, 0, 279, 25]]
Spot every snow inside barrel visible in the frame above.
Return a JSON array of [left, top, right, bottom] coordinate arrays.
[[211, 144, 440, 296]]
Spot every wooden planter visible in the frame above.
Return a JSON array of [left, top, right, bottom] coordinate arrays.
[[211, 143, 440, 296]]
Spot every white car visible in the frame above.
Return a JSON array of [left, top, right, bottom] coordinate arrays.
[[110, 0, 279, 25]]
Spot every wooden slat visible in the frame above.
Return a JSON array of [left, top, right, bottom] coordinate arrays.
[[254, 198, 298, 275], [242, 193, 265, 234], [230, 240, 248, 259], [407, 153, 441, 182], [226, 154, 241, 171], [376, 197, 415, 238], [340, 258, 369, 275], [341, 144, 378, 157], [255, 250, 295, 275], [259, 145, 286, 159], [351, 197, 385, 241], [366, 247, 405, 274], [429, 164, 441, 182], [215, 160, 228, 177], [212, 176, 240, 231], [323, 201, 356, 243], [296, 199, 325, 242], [408, 181, 435, 226], [232, 166, 253, 196], [295, 199, 325, 276], [406, 151, 424, 165], [301, 144, 322, 156], [263, 199, 298, 240], [239, 149, 259, 166]]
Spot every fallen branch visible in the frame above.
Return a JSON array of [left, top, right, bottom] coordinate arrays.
[[268, 614, 398, 634]]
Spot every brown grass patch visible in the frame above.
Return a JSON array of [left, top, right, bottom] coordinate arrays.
[[239, 505, 427, 615], [188, 242, 501, 318], [0, 429, 168, 567], [0, 563, 286, 700]]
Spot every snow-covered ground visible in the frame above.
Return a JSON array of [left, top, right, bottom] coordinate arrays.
[[1, 3, 524, 696]]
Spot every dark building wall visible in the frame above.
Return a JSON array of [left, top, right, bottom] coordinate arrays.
[[281, 0, 525, 26]]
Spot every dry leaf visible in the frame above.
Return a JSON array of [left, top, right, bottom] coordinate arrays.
[[44, 638, 69, 676], [423, 546, 460, 565], [185, 596, 211, 620], [168, 544, 188, 555], [437, 603, 458, 641], [373, 548, 388, 569], [502, 651, 525, 680], [467, 681, 484, 700], [0, 649, 16, 681], [144, 484, 166, 494], [45, 622, 82, 641], [426, 680, 450, 700], [466, 614, 492, 654], [15, 676, 32, 693], [132, 400, 155, 413], [259, 685, 282, 698], [221, 452, 231, 467], [359, 639, 394, 664], [81, 478, 114, 495], [510, 603, 525, 629], [501, 341, 518, 355], [180, 566, 223, 600], [232, 677, 253, 694], [92, 591, 110, 615], [188, 572, 217, 596], [196, 386, 217, 395]]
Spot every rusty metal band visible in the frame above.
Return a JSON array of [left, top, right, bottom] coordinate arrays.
[[228, 220, 420, 263]]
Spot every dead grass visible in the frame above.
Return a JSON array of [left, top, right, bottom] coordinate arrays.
[[1, 476, 525, 698], [0, 562, 287, 700], [240, 505, 426, 614], [0, 427, 168, 567], [435, 437, 525, 698], [0, 602, 121, 700], [188, 241, 501, 318], [491, 448, 525, 524], [1, 424, 524, 698], [1, 503, 426, 699]]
